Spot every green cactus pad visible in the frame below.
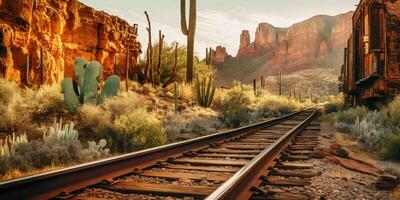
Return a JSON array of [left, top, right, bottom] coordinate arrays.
[[62, 77, 80, 113], [81, 61, 101, 104], [99, 75, 120, 103], [74, 58, 87, 87]]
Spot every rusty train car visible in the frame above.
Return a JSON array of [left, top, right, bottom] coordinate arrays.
[[340, 0, 400, 108]]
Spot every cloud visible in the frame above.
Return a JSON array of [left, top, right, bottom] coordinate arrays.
[[84, 4, 306, 58]]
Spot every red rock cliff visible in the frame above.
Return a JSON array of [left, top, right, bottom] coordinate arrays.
[[235, 12, 353, 73], [0, 0, 141, 85]]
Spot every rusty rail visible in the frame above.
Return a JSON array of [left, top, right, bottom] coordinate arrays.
[[0, 110, 308, 199], [205, 109, 318, 200]]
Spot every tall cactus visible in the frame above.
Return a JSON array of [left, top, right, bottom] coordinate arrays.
[[180, 0, 196, 83], [61, 58, 120, 113], [195, 74, 216, 108], [278, 71, 282, 96]]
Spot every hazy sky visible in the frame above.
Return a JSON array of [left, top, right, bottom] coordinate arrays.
[[80, 0, 359, 58]]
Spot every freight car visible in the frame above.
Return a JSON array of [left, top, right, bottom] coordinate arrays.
[[340, 0, 400, 108]]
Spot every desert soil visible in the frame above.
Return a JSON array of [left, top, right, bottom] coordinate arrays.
[[304, 121, 399, 200]]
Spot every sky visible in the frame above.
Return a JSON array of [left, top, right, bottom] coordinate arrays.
[[80, 0, 359, 58]]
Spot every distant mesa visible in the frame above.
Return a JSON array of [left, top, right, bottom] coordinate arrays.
[[214, 11, 354, 87]]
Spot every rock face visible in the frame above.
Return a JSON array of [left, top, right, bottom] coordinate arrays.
[[234, 12, 353, 74], [213, 46, 228, 63], [239, 30, 250, 49], [0, 0, 141, 85]]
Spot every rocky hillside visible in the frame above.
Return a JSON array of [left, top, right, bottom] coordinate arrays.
[[0, 0, 141, 85], [215, 11, 353, 88]]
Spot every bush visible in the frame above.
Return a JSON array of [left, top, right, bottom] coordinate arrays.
[[103, 92, 145, 119], [213, 87, 253, 128], [164, 110, 224, 142], [78, 104, 112, 134], [382, 134, 400, 161], [113, 109, 166, 149], [0, 79, 30, 131], [0, 119, 109, 177], [258, 95, 298, 117], [334, 107, 368, 133], [351, 111, 393, 150], [324, 95, 344, 114], [25, 85, 64, 115], [0, 78, 21, 106], [385, 96, 400, 128]]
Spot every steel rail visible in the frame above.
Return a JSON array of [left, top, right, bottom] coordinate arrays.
[[205, 109, 318, 200], [0, 109, 306, 199]]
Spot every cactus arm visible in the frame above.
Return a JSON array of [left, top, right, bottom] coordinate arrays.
[[205, 76, 212, 105], [201, 76, 206, 106], [74, 58, 87, 87], [196, 74, 201, 105], [81, 61, 101, 104], [188, 0, 196, 36], [180, 0, 188, 35], [208, 84, 216, 107], [99, 75, 120, 103], [61, 77, 80, 113]]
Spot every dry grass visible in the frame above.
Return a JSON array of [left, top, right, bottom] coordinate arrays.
[[103, 92, 146, 119], [1, 165, 65, 181], [335, 132, 380, 164], [326, 168, 356, 180], [394, 186, 400, 200], [78, 104, 112, 134]]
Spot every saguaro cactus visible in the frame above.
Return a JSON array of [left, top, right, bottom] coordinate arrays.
[[163, 42, 179, 88], [145, 11, 153, 83], [195, 74, 216, 108], [61, 58, 120, 113], [174, 81, 179, 113], [205, 47, 213, 65], [180, 0, 196, 83], [125, 49, 129, 92], [278, 71, 282, 96], [156, 30, 165, 86]]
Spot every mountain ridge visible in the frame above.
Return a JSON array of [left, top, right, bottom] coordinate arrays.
[[214, 11, 354, 88]]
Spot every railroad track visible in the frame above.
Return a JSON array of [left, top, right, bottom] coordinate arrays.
[[0, 108, 320, 200]]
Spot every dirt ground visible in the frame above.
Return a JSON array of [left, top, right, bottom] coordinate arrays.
[[305, 121, 400, 200]]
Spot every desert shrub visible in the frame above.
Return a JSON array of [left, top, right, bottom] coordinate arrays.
[[0, 119, 109, 176], [213, 87, 253, 128], [103, 92, 145, 119], [164, 111, 224, 141], [385, 96, 400, 128], [25, 85, 64, 115], [78, 104, 112, 134], [113, 109, 166, 149], [0, 78, 21, 106], [258, 95, 299, 117], [324, 95, 344, 114], [351, 111, 393, 150], [141, 83, 156, 95], [382, 134, 400, 161], [0, 79, 31, 131], [0, 133, 28, 157], [334, 107, 368, 133], [178, 83, 193, 102]]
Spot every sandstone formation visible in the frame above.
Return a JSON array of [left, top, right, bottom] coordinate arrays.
[[213, 46, 228, 63], [239, 30, 250, 49], [234, 12, 353, 73], [0, 0, 142, 85]]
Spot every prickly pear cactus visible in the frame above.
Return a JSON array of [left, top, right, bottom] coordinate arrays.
[[62, 58, 120, 113]]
